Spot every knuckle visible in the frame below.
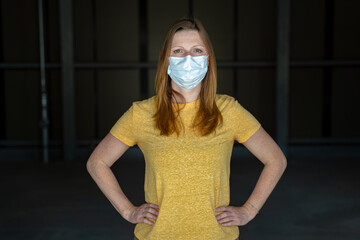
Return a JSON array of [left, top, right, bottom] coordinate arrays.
[[143, 210, 149, 217], [144, 218, 154, 225], [150, 204, 159, 211]]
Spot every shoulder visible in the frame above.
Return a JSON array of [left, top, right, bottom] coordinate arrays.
[[216, 94, 256, 120], [132, 96, 157, 113], [215, 94, 235, 103], [216, 94, 241, 112]]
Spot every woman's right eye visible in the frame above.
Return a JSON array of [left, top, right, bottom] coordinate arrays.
[[173, 49, 183, 54]]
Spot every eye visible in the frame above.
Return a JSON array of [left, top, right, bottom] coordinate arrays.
[[192, 48, 206, 56], [173, 49, 184, 55]]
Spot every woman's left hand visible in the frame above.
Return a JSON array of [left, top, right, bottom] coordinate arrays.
[[215, 205, 256, 226]]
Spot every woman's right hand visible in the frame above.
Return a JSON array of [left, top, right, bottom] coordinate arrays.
[[124, 203, 160, 225]]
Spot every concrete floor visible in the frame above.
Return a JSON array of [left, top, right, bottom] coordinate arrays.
[[0, 150, 359, 240]]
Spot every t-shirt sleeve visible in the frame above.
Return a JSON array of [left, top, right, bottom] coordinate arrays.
[[231, 100, 261, 143], [110, 105, 137, 147]]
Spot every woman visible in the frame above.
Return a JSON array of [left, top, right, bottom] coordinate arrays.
[[87, 18, 287, 240]]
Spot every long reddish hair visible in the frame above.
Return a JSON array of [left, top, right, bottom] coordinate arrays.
[[154, 18, 222, 136]]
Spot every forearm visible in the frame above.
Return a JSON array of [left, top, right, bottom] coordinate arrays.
[[87, 160, 134, 218], [244, 158, 287, 215]]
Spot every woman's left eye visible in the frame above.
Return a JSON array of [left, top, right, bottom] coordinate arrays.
[[191, 48, 205, 56]]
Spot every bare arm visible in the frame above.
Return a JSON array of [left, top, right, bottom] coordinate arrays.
[[242, 126, 287, 212], [216, 127, 287, 226], [86, 133, 159, 225]]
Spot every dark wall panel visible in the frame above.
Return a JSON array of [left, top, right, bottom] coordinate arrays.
[[47, 0, 60, 62], [289, 68, 323, 138], [4, 70, 40, 140], [237, 68, 276, 136], [1, 0, 39, 62], [290, 0, 325, 60], [75, 70, 95, 140], [96, 1, 139, 62], [73, 0, 94, 62], [237, 0, 277, 61], [333, 0, 360, 59], [332, 68, 360, 137], [48, 70, 62, 140], [97, 70, 139, 138], [2, 1, 41, 140]]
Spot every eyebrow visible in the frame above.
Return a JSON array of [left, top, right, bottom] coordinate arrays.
[[171, 45, 206, 49]]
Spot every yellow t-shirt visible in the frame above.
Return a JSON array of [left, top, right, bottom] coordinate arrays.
[[110, 94, 261, 240]]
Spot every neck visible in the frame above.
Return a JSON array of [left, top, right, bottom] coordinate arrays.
[[171, 81, 201, 103]]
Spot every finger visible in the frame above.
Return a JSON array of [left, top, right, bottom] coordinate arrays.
[[144, 211, 158, 220], [142, 217, 154, 226], [149, 206, 160, 214], [219, 216, 250, 227], [217, 216, 234, 224], [146, 207, 159, 216], [216, 206, 228, 212], [216, 212, 230, 221], [145, 206, 159, 215], [148, 203, 160, 209], [221, 220, 237, 227]]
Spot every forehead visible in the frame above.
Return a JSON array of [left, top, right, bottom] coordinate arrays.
[[171, 30, 205, 47]]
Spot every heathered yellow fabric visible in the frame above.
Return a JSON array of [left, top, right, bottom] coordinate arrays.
[[110, 94, 261, 240]]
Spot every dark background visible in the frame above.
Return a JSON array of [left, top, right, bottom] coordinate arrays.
[[0, 0, 359, 239]]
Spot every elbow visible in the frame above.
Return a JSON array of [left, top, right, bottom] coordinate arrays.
[[268, 151, 287, 174], [86, 155, 108, 176], [280, 155, 287, 174], [86, 157, 96, 175], [263, 155, 287, 176], [86, 159, 92, 174]]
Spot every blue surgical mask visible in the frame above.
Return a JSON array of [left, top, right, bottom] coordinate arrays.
[[167, 55, 208, 90]]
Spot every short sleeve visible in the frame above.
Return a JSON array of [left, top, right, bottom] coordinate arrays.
[[110, 106, 137, 147], [231, 100, 261, 143]]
